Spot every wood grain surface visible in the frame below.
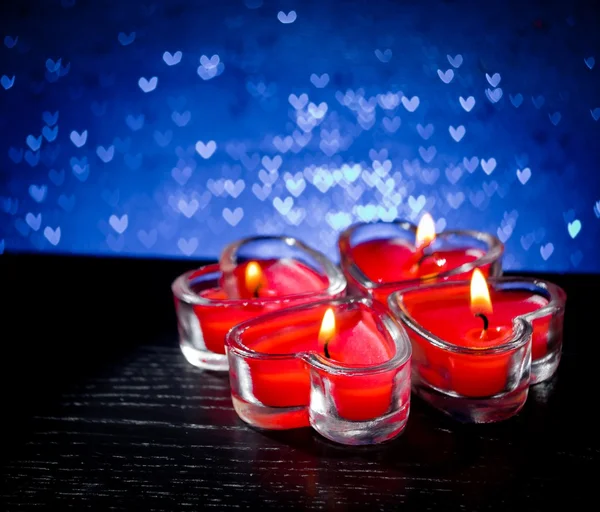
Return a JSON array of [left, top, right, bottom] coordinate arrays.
[[1, 254, 598, 511]]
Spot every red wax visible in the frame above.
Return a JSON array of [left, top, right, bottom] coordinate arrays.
[[241, 306, 400, 422], [404, 287, 550, 397], [350, 239, 490, 301], [193, 260, 330, 355], [222, 259, 329, 299]]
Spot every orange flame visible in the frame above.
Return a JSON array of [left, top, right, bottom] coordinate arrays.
[[245, 261, 263, 296], [318, 308, 336, 348], [470, 269, 493, 315], [415, 213, 436, 248]]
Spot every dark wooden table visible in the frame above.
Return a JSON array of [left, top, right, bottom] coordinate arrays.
[[1, 254, 597, 510]]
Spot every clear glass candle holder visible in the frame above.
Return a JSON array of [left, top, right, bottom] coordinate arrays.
[[388, 277, 566, 423], [226, 297, 412, 446], [338, 220, 504, 303], [172, 236, 347, 371]]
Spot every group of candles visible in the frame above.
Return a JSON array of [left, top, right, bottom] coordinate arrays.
[[172, 214, 566, 445]]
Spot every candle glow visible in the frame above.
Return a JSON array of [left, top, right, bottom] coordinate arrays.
[[415, 213, 436, 248], [318, 307, 336, 358], [245, 261, 263, 297], [470, 269, 493, 315]]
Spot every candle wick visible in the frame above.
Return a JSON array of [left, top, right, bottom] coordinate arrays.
[[323, 338, 332, 359], [416, 251, 431, 267], [475, 312, 489, 331], [416, 242, 433, 267], [252, 284, 262, 299]]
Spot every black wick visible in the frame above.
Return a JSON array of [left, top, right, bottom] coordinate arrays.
[[416, 251, 432, 267], [475, 312, 489, 331], [323, 338, 332, 359], [416, 242, 433, 267], [252, 284, 262, 299]]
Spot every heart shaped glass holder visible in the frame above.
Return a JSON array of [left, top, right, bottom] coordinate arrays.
[[226, 297, 412, 446], [172, 236, 346, 371], [388, 277, 566, 423], [338, 220, 504, 303]]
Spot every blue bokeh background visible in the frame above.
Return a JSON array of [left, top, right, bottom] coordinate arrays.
[[1, 0, 599, 271]]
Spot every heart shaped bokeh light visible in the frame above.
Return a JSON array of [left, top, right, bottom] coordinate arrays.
[[0, 0, 599, 271]]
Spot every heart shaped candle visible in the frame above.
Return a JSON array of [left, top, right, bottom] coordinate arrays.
[[172, 236, 346, 371], [338, 214, 504, 303], [226, 297, 412, 445], [388, 272, 566, 423]]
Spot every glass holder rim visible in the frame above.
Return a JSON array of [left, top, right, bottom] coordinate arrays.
[[172, 235, 347, 306], [338, 220, 504, 290], [226, 296, 412, 376], [387, 275, 568, 355]]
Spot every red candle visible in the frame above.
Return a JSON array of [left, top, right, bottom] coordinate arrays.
[[220, 258, 329, 299], [173, 236, 348, 371], [339, 214, 502, 303], [240, 306, 395, 421], [194, 259, 329, 355], [393, 269, 544, 399], [226, 299, 412, 441], [350, 238, 486, 283]]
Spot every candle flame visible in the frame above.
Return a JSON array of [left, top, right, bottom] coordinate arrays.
[[245, 261, 263, 296], [318, 308, 336, 347], [470, 269, 493, 315], [415, 213, 436, 248]]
